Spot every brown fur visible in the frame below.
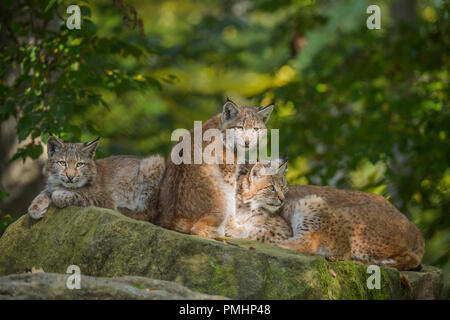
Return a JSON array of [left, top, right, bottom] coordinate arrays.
[[225, 162, 292, 244], [277, 185, 425, 270], [28, 137, 165, 222], [156, 100, 273, 238]]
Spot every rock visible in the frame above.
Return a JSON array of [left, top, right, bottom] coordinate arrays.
[[0, 206, 444, 299], [0, 272, 227, 300]]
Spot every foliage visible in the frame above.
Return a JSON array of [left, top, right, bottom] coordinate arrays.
[[0, 0, 161, 161], [0, 194, 14, 237], [0, 213, 15, 237], [0, 0, 448, 296]]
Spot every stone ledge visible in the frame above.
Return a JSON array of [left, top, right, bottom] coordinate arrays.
[[0, 206, 443, 299], [0, 272, 227, 300]]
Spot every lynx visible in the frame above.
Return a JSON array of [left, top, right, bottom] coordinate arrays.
[[277, 185, 425, 270], [225, 160, 292, 244], [156, 99, 274, 238], [28, 136, 165, 222]]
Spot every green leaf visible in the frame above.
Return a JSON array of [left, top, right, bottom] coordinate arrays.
[[17, 112, 41, 142], [44, 0, 57, 13], [28, 144, 44, 159], [83, 19, 97, 35], [80, 5, 91, 18]]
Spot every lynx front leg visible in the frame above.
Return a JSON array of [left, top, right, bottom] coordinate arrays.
[[278, 232, 352, 261], [190, 214, 225, 238], [134, 155, 165, 222], [225, 224, 248, 238], [51, 190, 87, 208], [28, 191, 51, 220], [245, 216, 292, 245], [224, 216, 249, 238], [276, 232, 321, 255], [247, 226, 286, 245]]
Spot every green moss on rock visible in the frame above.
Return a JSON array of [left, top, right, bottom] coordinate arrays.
[[0, 206, 443, 299]]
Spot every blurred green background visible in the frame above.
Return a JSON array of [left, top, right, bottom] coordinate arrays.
[[0, 0, 448, 297]]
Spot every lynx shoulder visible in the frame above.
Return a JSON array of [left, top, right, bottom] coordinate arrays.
[[28, 136, 165, 222]]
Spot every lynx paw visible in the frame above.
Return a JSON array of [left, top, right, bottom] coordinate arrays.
[[190, 215, 225, 238], [191, 227, 222, 239], [28, 194, 51, 220], [191, 224, 223, 239], [51, 190, 76, 208]]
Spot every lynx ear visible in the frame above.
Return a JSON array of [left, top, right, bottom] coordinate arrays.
[[280, 148, 288, 164], [221, 99, 240, 123], [250, 162, 266, 182], [257, 104, 274, 123], [80, 137, 100, 159], [276, 160, 288, 176], [47, 136, 64, 157]]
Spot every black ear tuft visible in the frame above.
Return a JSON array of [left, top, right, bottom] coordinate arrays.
[[84, 136, 100, 147], [277, 158, 288, 175], [258, 103, 274, 111], [81, 137, 100, 158], [280, 148, 289, 166]]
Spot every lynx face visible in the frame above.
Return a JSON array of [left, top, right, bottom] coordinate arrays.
[[241, 161, 289, 215], [220, 100, 274, 151], [46, 136, 99, 189]]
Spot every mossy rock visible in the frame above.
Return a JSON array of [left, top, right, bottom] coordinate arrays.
[[0, 206, 443, 299], [0, 272, 227, 300]]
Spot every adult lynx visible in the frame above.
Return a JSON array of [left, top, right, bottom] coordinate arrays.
[[278, 185, 424, 270], [156, 99, 274, 238], [235, 169, 425, 270], [28, 136, 165, 222]]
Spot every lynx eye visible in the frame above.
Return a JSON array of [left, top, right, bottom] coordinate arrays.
[[76, 162, 85, 168], [57, 161, 67, 167]]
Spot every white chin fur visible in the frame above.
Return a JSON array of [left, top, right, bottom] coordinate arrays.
[[251, 201, 281, 213], [61, 179, 87, 189], [264, 205, 281, 214], [62, 182, 79, 188]]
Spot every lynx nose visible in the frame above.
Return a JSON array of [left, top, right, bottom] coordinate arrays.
[[244, 137, 251, 147], [66, 175, 74, 182]]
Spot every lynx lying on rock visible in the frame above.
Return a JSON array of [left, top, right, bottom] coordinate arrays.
[[229, 159, 424, 270], [278, 185, 425, 270], [28, 136, 165, 222]]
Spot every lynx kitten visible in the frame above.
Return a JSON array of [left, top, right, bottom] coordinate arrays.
[[156, 99, 274, 238], [225, 160, 292, 244], [28, 136, 165, 222], [278, 185, 424, 270]]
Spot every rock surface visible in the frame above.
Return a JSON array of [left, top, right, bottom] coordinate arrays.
[[0, 272, 226, 300], [0, 206, 444, 299]]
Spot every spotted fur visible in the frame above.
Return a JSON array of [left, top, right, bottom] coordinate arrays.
[[28, 136, 165, 222], [156, 100, 274, 238], [277, 185, 425, 271], [225, 161, 292, 244]]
